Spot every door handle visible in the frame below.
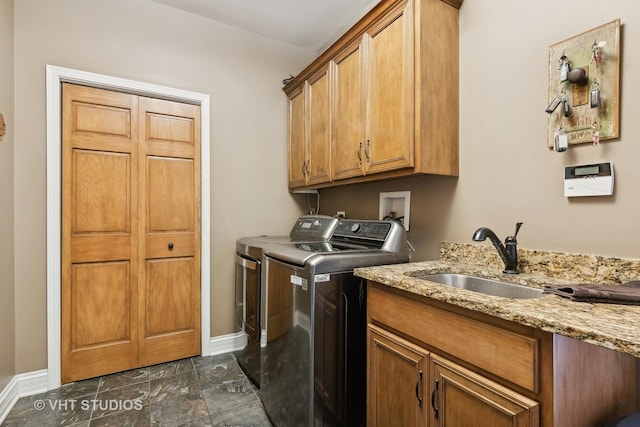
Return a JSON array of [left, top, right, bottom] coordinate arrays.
[[415, 370, 423, 408], [431, 379, 439, 419], [168, 242, 174, 250]]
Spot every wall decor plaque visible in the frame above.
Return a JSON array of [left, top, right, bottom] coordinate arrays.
[[547, 19, 620, 148]]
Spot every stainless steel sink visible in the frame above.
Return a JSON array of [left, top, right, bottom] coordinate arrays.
[[420, 273, 543, 299]]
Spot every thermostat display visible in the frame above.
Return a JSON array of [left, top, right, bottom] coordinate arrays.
[[564, 162, 614, 197]]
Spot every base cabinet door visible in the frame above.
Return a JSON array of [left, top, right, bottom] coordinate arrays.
[[368, 324, 428, 427], [430, 354, 539, 427], [367, 282, 638, 427]]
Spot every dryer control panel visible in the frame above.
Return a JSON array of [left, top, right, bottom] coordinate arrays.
[[290, 215, 339, 240]]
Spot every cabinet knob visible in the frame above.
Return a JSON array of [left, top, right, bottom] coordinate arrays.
[[168, 242, 174, 250]]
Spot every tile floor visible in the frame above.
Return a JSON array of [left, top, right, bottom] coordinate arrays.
[[2, 353, 273, 427]]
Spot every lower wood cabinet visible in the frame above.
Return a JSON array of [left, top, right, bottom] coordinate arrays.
[[430, 353, 538, 426], [367, 282, 637, 427], [368, 325, 428, 427], [368, 324, 538, 427]]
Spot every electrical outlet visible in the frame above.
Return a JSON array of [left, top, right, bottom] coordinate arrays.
[[336, 211, 346, 219]]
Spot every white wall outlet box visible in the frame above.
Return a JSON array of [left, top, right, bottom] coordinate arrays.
[[564, 162, 614, 197], [379, 191, 410, 231]]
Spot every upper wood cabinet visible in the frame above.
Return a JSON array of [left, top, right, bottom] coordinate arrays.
[[287, 66, 332, 188], [333, 0, 413, 181], [307, 68, 332, 185], [288, 86, 307, 188], [284, 0, 461, 190], [331, 38, 366, 181]]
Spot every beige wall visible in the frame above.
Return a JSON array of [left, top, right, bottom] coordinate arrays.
[[12, 0, 312, 373], [0, 0, 16, 391], [7, 0, 640, 379], [321, 0, 640, 262]]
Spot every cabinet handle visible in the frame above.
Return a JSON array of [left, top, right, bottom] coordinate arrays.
[[415, 371, 423, 408], [431, 379, 439, 419], [357, 142, 363, 164], [305, 160, 310, 176], [301, 161, 307, 176], [168, 242, 174, 250], [364, 140, 371, 162]]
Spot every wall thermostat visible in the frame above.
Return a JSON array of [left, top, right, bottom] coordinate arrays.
[[564, 162, 614, 197]]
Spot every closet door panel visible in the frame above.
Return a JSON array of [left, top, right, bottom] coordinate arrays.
[[138, 97, 201, 366], [61, 83, 139, 383]]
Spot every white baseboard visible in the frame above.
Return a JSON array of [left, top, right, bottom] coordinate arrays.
[[209, 331, 247, 356], [0, 370, 48, 424], [0, 376, 19, 425], [0, 333, 243, 423]]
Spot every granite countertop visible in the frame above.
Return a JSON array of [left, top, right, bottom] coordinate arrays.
[[354, 259, 640, 358]]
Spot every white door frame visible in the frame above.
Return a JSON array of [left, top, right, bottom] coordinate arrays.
[[45, 65, 211, 390]]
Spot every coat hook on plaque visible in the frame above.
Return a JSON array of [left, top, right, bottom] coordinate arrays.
[[546, 87, 569, 115], [592, 120, 600, 146], [561, 88, 571, 118], [591, 39, 607, 68], [559, 53, 570, 82], [590, 79, 601, 108], [554, 124, 568, 152]]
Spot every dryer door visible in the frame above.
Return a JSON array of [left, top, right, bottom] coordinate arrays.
[[235, 253, 260, 340]]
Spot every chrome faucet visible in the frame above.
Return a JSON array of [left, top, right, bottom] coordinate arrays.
[[472, 222, 523, 274]]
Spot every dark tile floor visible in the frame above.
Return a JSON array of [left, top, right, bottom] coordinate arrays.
[[2, 353, 273, 427]]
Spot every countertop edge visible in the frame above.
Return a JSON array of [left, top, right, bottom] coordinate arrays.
[[355, 261, 640, 358]]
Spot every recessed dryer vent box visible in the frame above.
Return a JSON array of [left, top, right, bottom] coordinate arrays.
[[379, 191, 410, 231]]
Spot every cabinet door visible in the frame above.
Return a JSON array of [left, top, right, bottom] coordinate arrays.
[[430, 354, 539, 427], [368, 324, 428, 427], [307, 68, 332, 185], [332, 38, 366, 181], [288, 86, 307, 188], [364, 0, 414, 175]]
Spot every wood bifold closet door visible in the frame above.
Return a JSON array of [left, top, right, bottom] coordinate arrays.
[[61, 83, 201, 383]]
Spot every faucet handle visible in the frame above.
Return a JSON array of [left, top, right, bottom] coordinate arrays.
[[513, 222, 523, 238], [506, 222, 523, 244]]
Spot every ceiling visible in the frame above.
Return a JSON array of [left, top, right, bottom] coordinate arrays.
[[151, 0, 382, 52]]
